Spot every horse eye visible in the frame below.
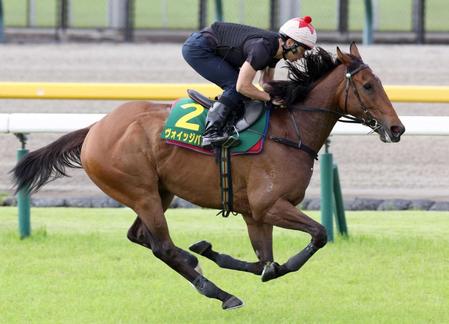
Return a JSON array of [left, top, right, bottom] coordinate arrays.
[[363, 83, 372, 90]]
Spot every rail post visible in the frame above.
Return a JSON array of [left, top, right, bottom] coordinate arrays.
[[320, 138, 349, 241], [56, 0, 69, 41], [412, 0, 426, 44], [215, 0, 223, 21], [320, 139, 334, 242], [337, 0, 349, 36], [333, 164, 348, 236], [15, 133, 31, 239], [363, 0, 374, 45], [124, 0, 135, 42], [0, 0, 5, 43], [199, 0, 208, 29]]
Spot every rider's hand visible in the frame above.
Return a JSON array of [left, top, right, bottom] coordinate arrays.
[[271, 98, 287, 109]]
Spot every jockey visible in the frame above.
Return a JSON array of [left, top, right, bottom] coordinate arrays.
[[182, 16, 317, 147]]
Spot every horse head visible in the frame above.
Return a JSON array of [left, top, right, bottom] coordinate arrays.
[[336, 43, 405, 142]]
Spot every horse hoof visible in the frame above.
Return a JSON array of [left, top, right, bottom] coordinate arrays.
[[189, 241, 212, 255], [261, 262, 279, 282], [222, 296, 244, 310]]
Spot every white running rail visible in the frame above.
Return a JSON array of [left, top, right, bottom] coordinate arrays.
[[0, 113, 448, 136]]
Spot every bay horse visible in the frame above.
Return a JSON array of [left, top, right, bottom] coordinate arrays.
[[12, 43, 405, 310]]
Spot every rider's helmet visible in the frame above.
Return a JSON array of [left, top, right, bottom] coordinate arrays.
[[279, 16, 317, 50]]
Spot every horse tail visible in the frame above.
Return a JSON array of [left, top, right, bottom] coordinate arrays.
[[11, 127, 91, 194]]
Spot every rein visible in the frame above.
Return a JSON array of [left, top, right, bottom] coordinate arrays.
[[270, 62, 381, 160]]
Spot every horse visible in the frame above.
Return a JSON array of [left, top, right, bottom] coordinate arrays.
[[12, 43, 405, 310]]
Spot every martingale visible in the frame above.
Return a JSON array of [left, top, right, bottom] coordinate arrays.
[[161, 98, 270, 155]]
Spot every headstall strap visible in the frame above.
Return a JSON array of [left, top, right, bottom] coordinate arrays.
[[343, 63, 378, 128], [348, 63, 369, 77]]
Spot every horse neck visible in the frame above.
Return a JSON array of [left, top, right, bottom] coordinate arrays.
[[292, 65, 345, 153]]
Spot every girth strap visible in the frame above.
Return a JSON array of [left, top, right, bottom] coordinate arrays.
[[217, 146, 234, 217]]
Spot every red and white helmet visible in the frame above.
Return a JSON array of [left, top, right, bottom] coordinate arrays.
[[279, 16, 317, 49]]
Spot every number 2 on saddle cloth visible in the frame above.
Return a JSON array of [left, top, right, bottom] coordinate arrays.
[[161, 97, 270, 155]]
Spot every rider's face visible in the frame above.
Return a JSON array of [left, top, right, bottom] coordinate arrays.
[[286, 45, 306, 62], [285, 39, 307, 62]]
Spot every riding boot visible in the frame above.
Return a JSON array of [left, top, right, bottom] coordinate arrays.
[[201, 101, 232, 148]]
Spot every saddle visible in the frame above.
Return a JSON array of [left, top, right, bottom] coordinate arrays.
[[187, 89, 265, 133]]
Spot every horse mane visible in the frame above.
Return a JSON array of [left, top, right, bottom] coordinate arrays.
[[268, 47, 355, 106]]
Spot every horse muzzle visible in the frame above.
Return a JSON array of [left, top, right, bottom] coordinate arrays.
[[378, 124, 405, 143]]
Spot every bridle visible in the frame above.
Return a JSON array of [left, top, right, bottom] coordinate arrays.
[[295, 62, 382, 128], [342, 63, 380, 129], [270, 61, 382, 160]]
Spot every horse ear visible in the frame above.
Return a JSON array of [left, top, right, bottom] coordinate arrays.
[[349, 41, 362, 59], [336, 46, 351, 65]]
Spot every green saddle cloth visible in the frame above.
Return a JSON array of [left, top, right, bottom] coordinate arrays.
[[161, 98, 269, 154]]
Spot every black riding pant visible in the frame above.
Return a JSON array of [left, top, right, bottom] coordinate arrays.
[[182, 32, 246, 108]]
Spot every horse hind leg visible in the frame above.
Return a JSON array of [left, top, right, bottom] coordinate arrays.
[[86, 154, 242, 309], [135, 192, 243, 310], [81, 124, 239, 307], [127, 217, 200, 271], [127, 189, 202, 272], [127, 188, 173, 249]]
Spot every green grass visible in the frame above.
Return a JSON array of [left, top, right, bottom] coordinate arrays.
[[2, 0, 448, 31], [1, 207, 449, 323]]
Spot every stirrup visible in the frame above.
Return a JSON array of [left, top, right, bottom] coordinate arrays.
[[222, 133, 240, 148], [201, 134, 228, 148]]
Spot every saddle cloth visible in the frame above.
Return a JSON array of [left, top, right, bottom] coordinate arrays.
[[161, 98, 270, 155]]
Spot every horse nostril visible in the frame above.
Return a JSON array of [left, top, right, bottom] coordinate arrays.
[[390, 125, 405, 137]]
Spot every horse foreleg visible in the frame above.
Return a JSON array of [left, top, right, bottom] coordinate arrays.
[[245, 216, 274, 266], [189, 215, 273, 276], [260, 198, 327, 282]]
